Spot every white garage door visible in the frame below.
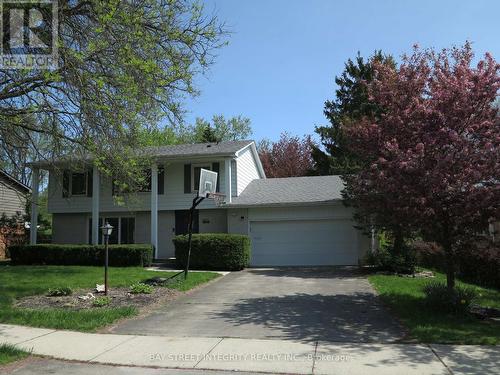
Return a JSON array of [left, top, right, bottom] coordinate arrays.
[[250, 219, 358, 266]]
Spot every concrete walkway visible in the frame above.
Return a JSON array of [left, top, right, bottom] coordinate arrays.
[[1, 324, 499, 375]]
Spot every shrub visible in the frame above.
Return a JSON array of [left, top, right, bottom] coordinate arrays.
[[455, 241, 500, 289], [364, 246, 416, 274], [413, 240, 500, 289], [174, 233, 250, 271], [92, 296, 111, 307], [423, 281, 477, 314], [130, 282, 154, 294], [47, 287, 73, 297], [8, 244, 153, 267], [412, 240, 446, 269]]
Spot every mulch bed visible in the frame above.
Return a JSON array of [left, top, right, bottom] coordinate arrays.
[[14, 287, 181, 310]]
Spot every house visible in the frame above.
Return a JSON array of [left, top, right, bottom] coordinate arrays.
[[0, 170, 30, 257], [29, 140, 369, 266]]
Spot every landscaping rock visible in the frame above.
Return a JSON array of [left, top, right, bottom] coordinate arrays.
[[15, 287, 181, 311], [78, 293, 96, 301], [399, 270, 435, 278], [95, 284, 105, 293]]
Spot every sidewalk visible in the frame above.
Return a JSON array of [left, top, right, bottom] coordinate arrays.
[[1, 324, 498, 375]]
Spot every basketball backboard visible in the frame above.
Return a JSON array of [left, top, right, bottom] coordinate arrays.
[[198, 168, 218, 198]]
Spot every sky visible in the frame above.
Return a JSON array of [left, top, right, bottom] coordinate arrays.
[[183, 0, 500, 143]]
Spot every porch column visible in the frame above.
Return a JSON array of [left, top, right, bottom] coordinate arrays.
[[151, 163, 158, 258], [30, 168, 39, 245], [91, 166, 100, 245], [224, 159, 232, 203]]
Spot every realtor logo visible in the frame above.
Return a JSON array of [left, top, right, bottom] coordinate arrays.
[[0, 0, 58, 69]]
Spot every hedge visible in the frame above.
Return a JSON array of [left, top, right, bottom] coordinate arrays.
[[9, 244, 153, 267], [174, 233, 251, 271], [413, 240, 500, 289]]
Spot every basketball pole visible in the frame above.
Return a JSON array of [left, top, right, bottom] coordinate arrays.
[[184, 195, 205, 279]]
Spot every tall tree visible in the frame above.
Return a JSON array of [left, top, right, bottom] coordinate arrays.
[[178, 115, 253, 143], [138, 114, 253, 146], [344, 43, 500, 290], [258, 133, 315, 178], [0, 0, 227, 182], [312, 51, 395, 175]]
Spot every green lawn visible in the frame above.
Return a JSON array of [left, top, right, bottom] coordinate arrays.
[[0, 344, 29, 366], [0, 264, 219, 332], [369, 271, 500, 345]]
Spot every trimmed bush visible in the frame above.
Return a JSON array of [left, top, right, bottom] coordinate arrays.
[[423, 281, 477, 314], [174, 233, 250, 271], [9, 244, 153, 267]]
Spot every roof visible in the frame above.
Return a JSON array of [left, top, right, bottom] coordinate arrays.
[[0, 170, 31, 193], [228, 175, 344, 207], [29, 140, 258, 168], [146, 140, 254, 158]]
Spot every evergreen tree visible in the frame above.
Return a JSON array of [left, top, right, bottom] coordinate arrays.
[[312, 51, 395, 175]]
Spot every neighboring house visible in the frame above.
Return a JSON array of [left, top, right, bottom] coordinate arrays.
[[29, 140, 369, 266], [0, 170, 29, 218], [0, 170, 30, 258]]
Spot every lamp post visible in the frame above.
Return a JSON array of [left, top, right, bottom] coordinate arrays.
[[100, 222, 113, 295]]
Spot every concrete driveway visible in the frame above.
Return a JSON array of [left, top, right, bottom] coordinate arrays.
[[112, 267, 405, 343]]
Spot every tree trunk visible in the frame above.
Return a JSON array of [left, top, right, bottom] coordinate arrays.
[[392, 228, 404, 256], [443, 241, 455, 291]]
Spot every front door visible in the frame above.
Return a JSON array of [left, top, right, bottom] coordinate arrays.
[[175, 210, 199, 235]]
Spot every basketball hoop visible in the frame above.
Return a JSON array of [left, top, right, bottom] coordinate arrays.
[[184, 168, 225, 280]]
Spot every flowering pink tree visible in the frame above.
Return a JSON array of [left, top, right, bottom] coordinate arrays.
[[258, 133, 315, 178], [345, 43, 500, 289]]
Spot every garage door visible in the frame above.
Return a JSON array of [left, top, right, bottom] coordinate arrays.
[[250, 219, 358, 266]]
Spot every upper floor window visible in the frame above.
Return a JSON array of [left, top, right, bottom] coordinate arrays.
[[71, 172, 87, 195], [184, 162, 220, 194], [62, 169, 92, 197], [112, 167, 164, 196], [192, 164, 211, 192]]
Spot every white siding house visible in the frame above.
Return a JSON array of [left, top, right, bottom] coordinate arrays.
[[30, 140, 370, 266]]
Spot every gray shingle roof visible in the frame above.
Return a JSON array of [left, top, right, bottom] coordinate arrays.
[[146, 140, 253, 158], [229, 175, 344, 207], [29, 140, 255, 167]]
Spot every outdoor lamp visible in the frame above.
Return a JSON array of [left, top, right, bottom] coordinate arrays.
[[101, 222, 113, 237], [100, 222, 113, 295]]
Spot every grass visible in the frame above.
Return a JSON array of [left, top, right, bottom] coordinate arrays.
[[369, 270, 500, 345], [0, 264, 220, 332], [0, 344, 29, 366]]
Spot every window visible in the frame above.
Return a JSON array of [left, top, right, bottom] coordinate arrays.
[[192, 165, 210, 192], [112, 167, 164, 196], [88, 216, 135, 245], [120, 217, 135, 244], [63, 169, 91, 197], [139, 169, 152, 192], [71, 172, 87, 196]]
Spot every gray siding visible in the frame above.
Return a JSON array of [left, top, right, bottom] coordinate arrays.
[[199, 209, 228, 234], [0, 176, 27, 217], [47, 160, 226, 214], [52, 213, 88, 244], [227, 208, 249, 235]]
